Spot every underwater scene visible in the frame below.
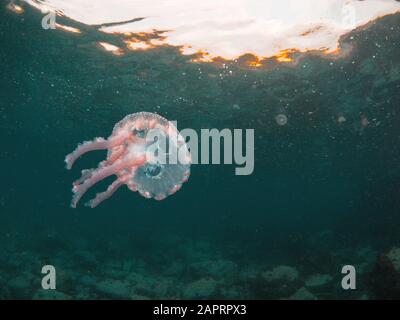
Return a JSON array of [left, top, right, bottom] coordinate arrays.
[[1, 0, 400, 300]]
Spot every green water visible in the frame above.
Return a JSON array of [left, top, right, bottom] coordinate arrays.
[[0, 6, 399, 299]]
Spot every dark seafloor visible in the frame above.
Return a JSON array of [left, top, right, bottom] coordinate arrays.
[[0, 4, 400, 299]]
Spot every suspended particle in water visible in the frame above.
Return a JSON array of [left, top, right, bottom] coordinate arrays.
[[360, 114, 369, 127], [337, 115, 347, 123], [65, 112, 191, 208], [275, 114, 288, 126]]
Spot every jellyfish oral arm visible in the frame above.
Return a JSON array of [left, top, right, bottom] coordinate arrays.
[[86, 175, 129, 208], [65, 133, 130, 170], [71, 155, 145, 208]]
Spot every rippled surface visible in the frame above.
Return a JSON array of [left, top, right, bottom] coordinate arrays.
[[24, 0, 400, 60]]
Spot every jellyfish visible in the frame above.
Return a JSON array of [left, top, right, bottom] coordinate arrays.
[[65, 112, 191, 208]]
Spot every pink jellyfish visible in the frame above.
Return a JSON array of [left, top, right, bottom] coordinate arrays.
[[65, 112, 191, 208]]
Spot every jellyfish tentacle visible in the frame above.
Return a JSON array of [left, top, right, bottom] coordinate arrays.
[[65, 133, 130, 169], [71, 156, 145, 208], [85, 175, 129, 208]]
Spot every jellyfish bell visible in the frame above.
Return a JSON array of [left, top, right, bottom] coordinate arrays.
[[65, 112, 191, 208]]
